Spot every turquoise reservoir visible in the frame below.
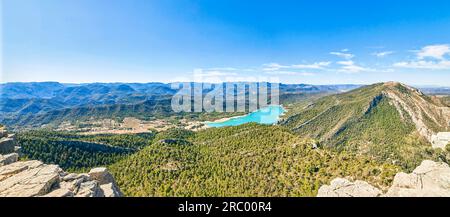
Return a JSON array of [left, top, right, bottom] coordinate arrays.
[[206, 105, 286, 128]]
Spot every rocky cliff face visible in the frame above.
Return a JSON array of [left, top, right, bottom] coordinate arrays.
[[0, 128, 122, 197], [317, 160, 450, 197], [381, 82, 450, 143]]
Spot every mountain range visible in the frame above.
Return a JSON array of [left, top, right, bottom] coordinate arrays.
[[0, 82, 361, 128]]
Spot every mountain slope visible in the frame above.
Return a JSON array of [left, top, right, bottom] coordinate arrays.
[[282, 82, 450, 170]]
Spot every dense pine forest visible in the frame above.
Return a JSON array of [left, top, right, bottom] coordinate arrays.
[[16, 131, 155, 171], [108, 124, 401, 196], [15, 124, 402, 196]]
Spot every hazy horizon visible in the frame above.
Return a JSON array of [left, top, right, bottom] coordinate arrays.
[[1, 80, 449, 88]]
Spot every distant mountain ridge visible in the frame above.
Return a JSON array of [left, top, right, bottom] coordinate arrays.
[[0, 82, 361, 99], [0, 82, 361, 128], [1, 82, 448, 131]]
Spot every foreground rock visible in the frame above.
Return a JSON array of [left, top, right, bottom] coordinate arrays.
[[385, 160, 450, 196], [89, 167, 116, 185], [0, 156, 122, 197], [317, 178, 382, 197], [0, 128, 122, 197], [0, 153, 18, 166], [0, 137, 16, 154], [0, 161, 60, 197], [431, 132, 450, 149], [317, 160, 450, 197], [0, 128, 19, 155]]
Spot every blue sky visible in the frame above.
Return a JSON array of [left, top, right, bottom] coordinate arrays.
[[1, 0, 450, 85]]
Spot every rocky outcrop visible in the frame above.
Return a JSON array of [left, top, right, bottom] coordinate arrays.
[[0, 153, 18, 166], [0, 127, 19, 155], [0, 129, 122, 197], [0, 156, 123, 197], [317, 178, 382, 197], [317, 160, 450, 197], [75, 180, 104, 197], [0, 137, 16, 154], [89, 167, 116, 185], [431, 132, 450, 149], [100, 182, 123, 197], [385, 160, 450, 196]]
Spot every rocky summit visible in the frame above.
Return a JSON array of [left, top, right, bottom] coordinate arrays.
[[0, 128, 122, 197], [317, 160, 450, 197]]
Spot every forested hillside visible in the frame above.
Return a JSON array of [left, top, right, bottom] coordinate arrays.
[[109, 124, 400, 196]]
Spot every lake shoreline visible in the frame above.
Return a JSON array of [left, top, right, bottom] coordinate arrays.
[[205, 114, 248, 124], [205, 105, 286, 127]]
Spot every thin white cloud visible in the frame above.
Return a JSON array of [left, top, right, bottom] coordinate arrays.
[[264, 71, 315, 76], [393, 44, 450, 70], [207, 67, 238, 71], [299, 72, 315, 76], [330, 51, 354, 59], [336, 60, 374, 73], [394, 60, 450, 70], [337, 60, 354, 65], [194, 70, 238, 77], [329, 49, 377, 73], [262, 62, 330, 71], [367, 46, 385, 49], [262, 63, 284, 71], [416, 44, 450, 60], [291, 62, 331, 69], [372, 51, 394, 57]]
